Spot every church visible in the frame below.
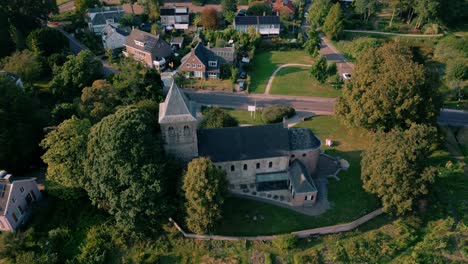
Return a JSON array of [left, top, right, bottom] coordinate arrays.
[[159, 82, 322, 207]]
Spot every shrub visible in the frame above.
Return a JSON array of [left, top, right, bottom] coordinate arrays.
[[272, 234, 298, 250], [262, 105, 296, 124]]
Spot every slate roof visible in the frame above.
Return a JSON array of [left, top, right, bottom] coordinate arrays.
[[159, 81, 197, 124], [181, 43, 235, 72], [288, 159, 317, 193], [125, 29, 173, 58], [101, 24, 130, 38], [88, 7, 124, 26], [197, 123, 290, 162], [288, 128, 321, 151], [160, 8, 175, 16], [234, 16, 281, 25]]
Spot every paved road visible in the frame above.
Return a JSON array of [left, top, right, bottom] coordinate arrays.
[[185, 90, 336, 115], [438, 109, 468, 127]]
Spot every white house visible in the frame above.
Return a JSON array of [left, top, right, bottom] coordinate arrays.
[[0, 171, 41, 232], [101, 24, 130, 50], [87, 6, 125, 35]]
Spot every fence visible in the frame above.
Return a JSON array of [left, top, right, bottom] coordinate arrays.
[[169, 208, 384, 241]]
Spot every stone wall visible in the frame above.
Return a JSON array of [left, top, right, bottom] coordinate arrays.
[[161, 121, 198, 162], [215, 156, 289, 186], [289, 148, 320, 175]]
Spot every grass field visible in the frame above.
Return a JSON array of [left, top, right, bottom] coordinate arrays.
[[223, 108, 265, 125], [249, 50, 314, 94], [270, 67, 342, 98], [216, 116, 380, 236]]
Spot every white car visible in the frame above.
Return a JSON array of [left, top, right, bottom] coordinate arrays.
[[342, 73, 351, 80]]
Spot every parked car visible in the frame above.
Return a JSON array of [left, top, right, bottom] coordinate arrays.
[[239, 71, 247, 79], [342, 73, 351, 80]]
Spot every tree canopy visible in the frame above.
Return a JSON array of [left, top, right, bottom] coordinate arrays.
[[51, 50, 103, 101], [307, 0, 331, 29], [84, 106, 171, 231], [182, 157, 228, 234], [247, 1, 272, 16], [201, 8, 219, 30], [361, 124, 438, 215], [79, 80, 119, 123], [26, 28, 68, 56], [336, 42, 441, 131], [199, 108, 239, 129], [0, 75, 44, 172], [262, 105, 296, 124], [322, 3, 343, 40], [2, 50, 43, 83], [310, 55, 328, 83], [221, 0, 237, 23], [40, 116, 91, 200]]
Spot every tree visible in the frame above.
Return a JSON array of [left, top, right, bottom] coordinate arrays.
[[310, 56, 328, 83], [361, 124, 438, 215], [354, 0, 377, 24], [201, 8, 219, 30], [40, 117, 91, 200], [307, 0, 331, 29], [413, 0, 438, 29], [75, 0, 99, 14], [0, 12, 14, 58], [182, 157, 228, 234], [304, 30, 320, 57], [200, 108, 239, 129], [221, 0, 237, 23], [279, 6, 293, 21], [79, 80, 119, 122], [336, 42, 441, 131], [26, 28, 68, 56], [50, 50, 102, 101], [0, 76, 44, 172], [247, 1, 272, 16], [2, 50, 42, 83], [147, 0, 160, 21], [112, 59, 164, 104], [84, 106, 171, 231], [323, 3, 343, 40]]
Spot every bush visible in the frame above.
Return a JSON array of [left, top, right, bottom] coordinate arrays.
[[272, 234, 298, 251], [262, 105, 296, 124], [200, 108, 239, 129]]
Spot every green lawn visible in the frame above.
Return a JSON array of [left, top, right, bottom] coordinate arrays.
[[216, 116, 380, 236], [223, 108, 265, 125], [249, 50, 314, 94], [270, 67, 342, 98]]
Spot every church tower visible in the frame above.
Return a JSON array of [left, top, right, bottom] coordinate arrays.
[[158, 81, 198, 162]]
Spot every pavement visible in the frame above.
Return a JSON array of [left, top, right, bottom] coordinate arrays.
[[438, 109, 468, 127]]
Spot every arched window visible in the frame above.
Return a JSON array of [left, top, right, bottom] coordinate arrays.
[[256, 163, 260, 169], [183, 125, 190, 136], [230, 165, 235, 171], [243, 164, 247, 170], [268, 161, 273, 168], [302, 153, 307, 157], [168, 126, 175, 137]]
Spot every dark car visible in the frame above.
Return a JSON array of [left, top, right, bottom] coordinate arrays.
[[239, 71, 247, 79]]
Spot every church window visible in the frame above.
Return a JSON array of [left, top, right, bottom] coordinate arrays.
[[183, 125, 190, 136], [268, 161, 272, 168], [168, 127, 175, 137], [291, 154, 295, 158], [231, 165, 235, 171], [243, 164, 247, 170], [256, 163, 260, 169], [302, 153, 307, 157]]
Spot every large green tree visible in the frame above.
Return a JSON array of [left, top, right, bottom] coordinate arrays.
[[112, 59, 163, 104], [79, 80, 119, 123], [84, 106, 171, 231], [40, 117, 91, 200], [201, 8, 219, 30], [354, 0, 377, 24], [304, 30, 320, 57], [182, 157, 228, 234], [361, 124, 438, 215], [307, 0, 331, 29], [310, 55, 328, 83], [336, 42, 441, 131], [26, 28, 68, 56], [322, 3, 343, 40], [199, 108, 239, 129], [221, 0, 237, 23], [0, 76, 44, 172], [247, 1, 272, 16], [50, 50, 102, 101], [2, 50, 43, 83]]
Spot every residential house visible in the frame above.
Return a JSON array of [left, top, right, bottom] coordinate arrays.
[[159, 82, 321, 207], [123, 29, 173, 70], [160, 6, 190, 30], [178, 42, 235, 79], [101, 24, 130, 50], [0, 171, 41, 232], [87, 6, 125, 35], [234, 16, 281, 36], [273, 0, 296, 14], [0, 71, 24, 88]]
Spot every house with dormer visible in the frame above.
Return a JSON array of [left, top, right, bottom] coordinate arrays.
[[0, 171, 41, 232], [123, 29, 173, 70], [158, 82, 321, 207], [178, 42, 235, 79], [87, 6, 125, 35]]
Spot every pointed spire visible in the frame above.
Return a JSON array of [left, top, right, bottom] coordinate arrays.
[[158, 80, 196, 124]]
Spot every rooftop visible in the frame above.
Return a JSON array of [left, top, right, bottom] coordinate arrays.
[[159, 81, 197, 124], [125, 29, 172, 58], [288, 159, 317, 193], [234, 16, 281, 25], [288, 128, 321, 151]]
